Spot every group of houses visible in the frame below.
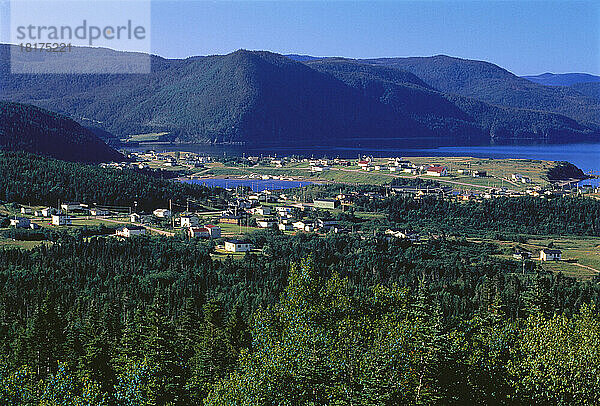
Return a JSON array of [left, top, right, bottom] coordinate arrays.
[[513, 248, 563, 262]]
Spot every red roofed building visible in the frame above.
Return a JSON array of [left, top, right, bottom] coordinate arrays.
[[188, 227, 210, 238], [426, 166, 448, 177]]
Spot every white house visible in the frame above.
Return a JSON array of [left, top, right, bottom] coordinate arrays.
[[10, 217, 30, 228], [20, 207, 32, 215], [130, 213, 141, 223], [180, 215, 199, 228], [540, 249, 562, 261], [40, 208, 54, 217], [52, 215, 71, 226], [224, 240, 252, 253], [116, 225, 146, 238], [426, 166, 448, 177], [385, 229, 420, 242], [251, 206, 272, 216], [256, 218, 277, 228], [153, 209, 172, 218]]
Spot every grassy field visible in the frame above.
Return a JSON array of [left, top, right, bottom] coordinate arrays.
[[0, 235, 48, 250], [482, 235, 600, 280], [403, 156, 554, 186], [122, 132, 170, 143], [189, 156, 561, 190]]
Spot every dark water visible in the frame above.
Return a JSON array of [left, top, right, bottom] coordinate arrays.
[[183, 178, 312, 192], [129, 142, 600, 186]]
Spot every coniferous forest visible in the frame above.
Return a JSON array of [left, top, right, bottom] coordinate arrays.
[[1, 230, 600, 405]]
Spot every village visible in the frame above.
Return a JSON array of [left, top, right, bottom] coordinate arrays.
[[3, 166, 599, 279], [118, 150, 599, 197]]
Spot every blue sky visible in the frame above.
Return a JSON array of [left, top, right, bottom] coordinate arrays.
[[149, 0, 599, 75]]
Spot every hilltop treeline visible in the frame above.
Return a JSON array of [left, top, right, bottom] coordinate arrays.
[[1, 232, 600, 404], [0, 151, 229, 211]]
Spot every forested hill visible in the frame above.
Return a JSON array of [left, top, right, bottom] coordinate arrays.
[[0, 101, 123, 163], [522, 72, 600, 87], [364, 55, 600, 126], [1, 44, 599, 146], [307, 59, 597, 144]]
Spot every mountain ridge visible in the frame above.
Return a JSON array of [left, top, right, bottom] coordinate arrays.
[[1, 45, 598, 147], [522, 72, 600, 87]]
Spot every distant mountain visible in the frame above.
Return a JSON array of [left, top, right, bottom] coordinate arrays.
[[0, 45, 599, 147], [362, 55, 600, 126], [0, 101, 123, 163], [308, 59, 597, 144], [522, 73, 600, 87]]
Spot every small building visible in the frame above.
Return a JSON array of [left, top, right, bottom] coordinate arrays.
[[188, 227, 210, 238], [61, 202, 82, 212], [358, 160, 370, 168], [52, 215, 71, 226], [251, 206, 272, 216], [316, 218, 338, 228], [311, 165, 330, 172], [224, 240, 252, 253], [256, 218, 277, 228], [293, 221, 314, 232], [130, 213, 141, 223], [153, 209, 172, 218], [204, 225, 221, 238], [276, 206, 294, 214], [116, 225, 146, 238], [180, 215, 199, 228], [540, 249, 562, 261], [278, 223, 294, 231], [10, 217, 30, 228], [20, 207, 32, 215], [426, 166, 448, 177], [90, 208, 109, 216], [313, 199, 340, 210], [472, 170, 487, 178], [40, 208, 54, 217], [513, 250, 532, 260], [385, 229, 420, 242]]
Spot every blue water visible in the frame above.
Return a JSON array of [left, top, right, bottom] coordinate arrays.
[[184, 178, 313, 192]]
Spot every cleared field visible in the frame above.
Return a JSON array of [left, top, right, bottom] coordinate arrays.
[[193, 156, 561, 190], [0, 236, 48, 250], [123, 132, 169, 142], [403, 156, 554, 186], [483, 235, 600, 280]]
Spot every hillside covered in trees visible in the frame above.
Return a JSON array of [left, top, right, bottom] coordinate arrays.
[[0, 151, 228, 211], [1, 45, 598, 146], [1, 230, 600, 404], [0, 102, 122, 163]]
